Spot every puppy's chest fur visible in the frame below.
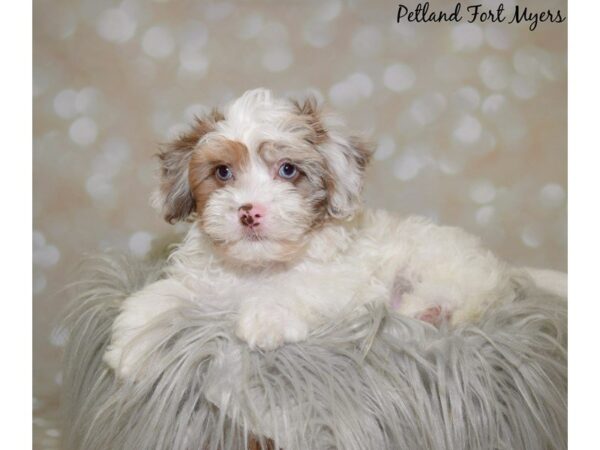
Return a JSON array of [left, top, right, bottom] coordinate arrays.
[[167, 210, 512, 324], [105, 209, 515, 375], [171, 226, 394, 321]]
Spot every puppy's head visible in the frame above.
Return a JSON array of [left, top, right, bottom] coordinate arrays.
[[154, 88, 372, 266]]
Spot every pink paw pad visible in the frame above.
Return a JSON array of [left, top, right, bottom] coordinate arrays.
[[417, 306, 451, 326]]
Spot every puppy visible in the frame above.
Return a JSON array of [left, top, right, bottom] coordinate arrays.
[[104, 88, 517, 378]]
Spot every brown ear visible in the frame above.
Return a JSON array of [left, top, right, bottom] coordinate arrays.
[[321, 133, 373, 219], [293, 95, 373, 219], [155, 110, 223, 223], [291, 96, 328, 145]]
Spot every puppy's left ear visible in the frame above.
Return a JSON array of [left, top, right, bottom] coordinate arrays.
[[294, 97, 373, 219], [320, 129, 373, 219]]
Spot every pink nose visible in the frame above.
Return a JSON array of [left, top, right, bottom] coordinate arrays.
[[238, 203, 266, 228]]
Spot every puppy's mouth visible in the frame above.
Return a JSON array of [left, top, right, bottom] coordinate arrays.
[[243, 232, 267, 242], [241, 227, 269, 242]]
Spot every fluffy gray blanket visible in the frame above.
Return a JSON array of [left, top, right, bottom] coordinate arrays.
[[61, 254, 567, 450]]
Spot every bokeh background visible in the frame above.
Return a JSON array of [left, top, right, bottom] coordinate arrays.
[[33, 0, 567, 447]]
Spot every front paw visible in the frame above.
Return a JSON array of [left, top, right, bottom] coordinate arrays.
[[235, 306, 308, 350]]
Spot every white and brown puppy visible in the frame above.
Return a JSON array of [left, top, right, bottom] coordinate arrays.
[[104, 88, 518, 378]]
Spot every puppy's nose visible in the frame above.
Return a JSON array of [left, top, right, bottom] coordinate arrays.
[[238, 203, 266, 227]]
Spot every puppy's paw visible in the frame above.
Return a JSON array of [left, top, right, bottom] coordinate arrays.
[[393, 293, 453, 327], [236, 306, 308, 350], [416, 305, 451, 326]]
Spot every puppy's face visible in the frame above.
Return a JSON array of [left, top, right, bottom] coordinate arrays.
[[155, 89, 371, 266], [189, 136, 330, 264]]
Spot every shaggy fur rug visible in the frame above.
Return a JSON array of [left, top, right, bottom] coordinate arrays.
[[61, 253, 567, 450]]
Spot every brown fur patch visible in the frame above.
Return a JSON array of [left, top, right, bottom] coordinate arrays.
[[158, 109, 223, 223], [292, 96, 373, 220], [258, 140, 325, 173], [348, 135, 374, 171], [258, 140, 330, 229], [247, 435, 275, 450], [188, 139, 250, 213], [291, 96, 328, 145]]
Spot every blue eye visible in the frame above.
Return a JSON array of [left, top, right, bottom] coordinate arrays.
[[278, 162, 298, 180], [215, 165, 233, 181]]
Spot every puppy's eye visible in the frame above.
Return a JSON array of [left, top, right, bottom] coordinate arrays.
[[215, 165, 233, 181], [278, 162, 298, 180]]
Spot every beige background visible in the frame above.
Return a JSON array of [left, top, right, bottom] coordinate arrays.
[[33, 0, 567, 447]]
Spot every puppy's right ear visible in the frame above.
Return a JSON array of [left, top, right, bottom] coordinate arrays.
[[153, 110, 223, 224]]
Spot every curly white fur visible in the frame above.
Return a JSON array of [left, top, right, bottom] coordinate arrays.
[[104, 88, 521, 378]]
